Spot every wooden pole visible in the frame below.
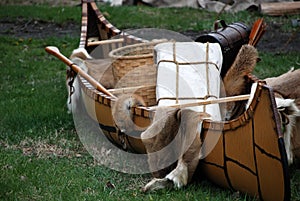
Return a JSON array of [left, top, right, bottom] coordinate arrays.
[[169, 94, 250, 108], [144, 94, 250, 110], [45, 46, 117, 99], [87, 38, 124, 47]]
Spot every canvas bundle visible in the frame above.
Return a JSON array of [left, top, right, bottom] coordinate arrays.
[[154, 42, 223, 121]]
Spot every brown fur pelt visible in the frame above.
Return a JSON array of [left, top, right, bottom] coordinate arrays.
[[141, 107, 181, 178], [222, 44, 258, 120], [265, 68, 300, 109], [141, 107, 210, 192], [264, 68, 300, 165]]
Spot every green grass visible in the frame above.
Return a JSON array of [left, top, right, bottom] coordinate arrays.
[[255, 52, 300, 79], [98, 4, 300, 32], [0, 3, 299, 201], [0, 148, 259, 201], [0, 36, 77, 144]]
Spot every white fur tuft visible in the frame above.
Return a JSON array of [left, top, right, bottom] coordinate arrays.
[[275, 97, 300, 165]]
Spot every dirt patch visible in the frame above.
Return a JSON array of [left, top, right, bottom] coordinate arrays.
[[0, 18, 80, 39], [256, 23, 300, 53], [182, 23, 300, 53], [1, 17, 299, 53]]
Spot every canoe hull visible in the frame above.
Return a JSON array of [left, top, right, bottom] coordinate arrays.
[[72, 1, 291, 200]]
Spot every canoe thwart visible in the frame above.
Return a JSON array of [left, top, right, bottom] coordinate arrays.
[[87, 38, 125, 46], [142, 94, 250, 110]]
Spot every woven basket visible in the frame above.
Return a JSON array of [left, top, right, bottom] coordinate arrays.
[[109, 41, 164, 88]]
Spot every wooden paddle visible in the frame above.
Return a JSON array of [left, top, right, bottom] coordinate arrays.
[[248, 18, 267, 47], [45, 46, 117, 99]]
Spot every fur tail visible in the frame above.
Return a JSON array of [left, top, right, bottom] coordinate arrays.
[[223, 44, 258, 97], [112, 94, 146, 133]]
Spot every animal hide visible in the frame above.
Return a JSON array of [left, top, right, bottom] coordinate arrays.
[[264, 68, 300, 109], [141, 107, 210, 192], [275, 98, 300, 165], [264, 68, 300, 164], [222, 44, 258, 120]]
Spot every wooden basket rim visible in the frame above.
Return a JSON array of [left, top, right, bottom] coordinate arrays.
[[108, 41, 165, 60]]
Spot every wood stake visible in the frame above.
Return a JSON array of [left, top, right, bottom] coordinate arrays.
[[260, 2, 300, 16]]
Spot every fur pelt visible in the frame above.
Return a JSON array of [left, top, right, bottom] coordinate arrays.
[[70, 47, 93, 61], [263, 68, 300, 165], [141, 107, 210, 192], [141, 107, 181, 179], [222, 44, 258, 120], [265, 68, 300, 109]]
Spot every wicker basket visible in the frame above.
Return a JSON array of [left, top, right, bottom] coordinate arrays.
[[109, 41, 164, 88]]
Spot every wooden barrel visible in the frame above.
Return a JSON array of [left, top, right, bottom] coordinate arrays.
[[195, 20, 250, 77]]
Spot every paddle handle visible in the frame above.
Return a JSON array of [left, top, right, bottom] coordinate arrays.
[[45, 46, 116, 99]]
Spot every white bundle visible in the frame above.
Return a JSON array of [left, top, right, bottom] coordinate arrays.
[[154, 42, 223, 120]]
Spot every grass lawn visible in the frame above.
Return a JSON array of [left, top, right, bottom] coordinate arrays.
[[0, 3, 299, 200]]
